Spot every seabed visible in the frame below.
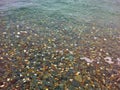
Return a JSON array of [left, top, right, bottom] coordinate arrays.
[[0, 7, 120, 90]]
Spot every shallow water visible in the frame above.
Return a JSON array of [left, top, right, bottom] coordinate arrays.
[[0, 0, 120, 90], [0, 0, 120, 28]]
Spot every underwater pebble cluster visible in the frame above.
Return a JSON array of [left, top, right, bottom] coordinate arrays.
[[0, 9, 120, 90]]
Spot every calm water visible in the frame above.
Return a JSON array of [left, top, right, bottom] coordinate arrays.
[[0, 0, 120, 28], [0, 0, 120, 89]]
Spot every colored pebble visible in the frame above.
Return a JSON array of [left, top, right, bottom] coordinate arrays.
[[0, 8, 120, 90]]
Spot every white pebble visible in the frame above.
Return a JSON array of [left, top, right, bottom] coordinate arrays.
[[104, 57, 114, 64], [80, 57, 94, 63], [17, 32, 20, 35]]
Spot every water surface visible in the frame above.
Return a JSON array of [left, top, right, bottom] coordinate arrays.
[[0, 0, 120, 90]]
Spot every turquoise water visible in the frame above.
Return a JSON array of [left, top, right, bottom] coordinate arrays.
[[0, 0, 120, 28]]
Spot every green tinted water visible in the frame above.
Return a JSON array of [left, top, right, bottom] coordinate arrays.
[[0, 0, 120, 90], [1, 0, 120, 29]]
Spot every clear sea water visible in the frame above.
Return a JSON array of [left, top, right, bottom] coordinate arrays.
[[0, 0, 120, 29], [0, 0, 120, 89]]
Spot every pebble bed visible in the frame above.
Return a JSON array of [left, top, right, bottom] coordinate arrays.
[[0, 8, 120, 90]]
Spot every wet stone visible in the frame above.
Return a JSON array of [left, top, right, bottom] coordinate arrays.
[[66, 69, 74, 76], [0, 68, 5, 76], [54, 85, 64, 90], [71, 80, 80, 87], [43, 80, 53, 87], [60, 75, 68, 81], [74, 75, 82, 82], [67, 55, 74, 61]]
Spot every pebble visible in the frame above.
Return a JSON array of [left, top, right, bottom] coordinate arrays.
[[3, 32, 7, 34], [104, 57, 114, 64], [71, 80, 80, 87], [74, 75, 82, 82], [80, 57, 94, 63], [0, 82, 5, 88], [0, 11, 119, 90], [116, 58, 120, 65]]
